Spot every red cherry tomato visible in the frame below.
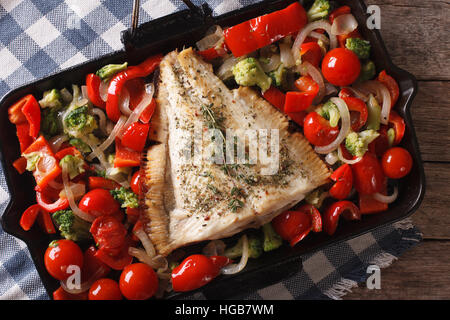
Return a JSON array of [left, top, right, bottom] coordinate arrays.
[[90, 215, 127, 256], [44, 240, 84, 281], [82, 246, 111, 282], [130, 170, 141, 195], [323, 201, 361, 235], [329, 164, 353, 200], [78, 188, 120, 218], [171, 254, 220, 292], [321, 48, 361, 86], [119, 263, 159, 300], [89, 278, 123, 300], [351, 153, 385, 194], [381, 147, 413, 179], [303, 112, 340, 146]]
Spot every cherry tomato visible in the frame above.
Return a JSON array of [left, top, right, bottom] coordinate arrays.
[[90, 215, 127, 256], [78, 188, 120, 218], [351, 153, 385, 194], [381, 147, 413, 179], [329, 164, 353, 200], [82, 246, 111, 282], [323, 201, 361, 235], [120, 263, 159, 300], [130, 170, 141, 195], [172, 254, 220, 292], [89, 278, 122, 300], [321, 48, 361, 86], [303, 112, 340, 146], [44, 240, 83, 280]]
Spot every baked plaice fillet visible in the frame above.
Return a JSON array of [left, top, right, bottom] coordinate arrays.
[[142, 48, 330, 256]]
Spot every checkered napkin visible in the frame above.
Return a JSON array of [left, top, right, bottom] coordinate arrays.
[[0, 0, 423, 300]]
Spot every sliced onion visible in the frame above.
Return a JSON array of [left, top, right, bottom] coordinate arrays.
[[117, 84, 154, 140], [48, 180, 64, 190], [81, 85, 89, 101], [133, 227, 156, 258], [279, 43, 295, 68], [373, 185, 398, 204], [331, 14, 358, 36], [309, 31, 330, 45], [337, 144, 362, 164], [118, 87, 132, 116], [221, 235, 249, 275], [91, 108, 107, 135], [325, 151, 339, 165], [59, 182, 85, 200], [196, 25, 223, 51], [353, 81, 391, 124], [325, 82, 338, 96], [86, 115, 127, 162], [260, 54, 281, 73], [341, 86, 369, 101], [99, 80, 109, 102], [61, 165, 94, 222], [59, 266, 108, 295], [298, 61, 325, 103], [202, 240, 226, 256], [106, 120, 115, 135], [292, 20, 337, 64], [128, 247, 167, 270], [48, 134, 68, 153], [217, 55, 241, 81], [315, 97, 351, 154]]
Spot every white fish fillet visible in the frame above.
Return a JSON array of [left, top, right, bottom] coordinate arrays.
[[142, 48, 330, 256]]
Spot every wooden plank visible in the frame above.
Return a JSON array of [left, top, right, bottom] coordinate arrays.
[[410, 81, 450, 162], [344, 241, 450, 299], [366, 0, 450, 80], [412, 162, 450, 239]]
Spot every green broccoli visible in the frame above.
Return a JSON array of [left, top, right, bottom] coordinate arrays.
[[307, 0, 330, 22], [110, 187, 139, 208], [41, 108, 63, 137], [64, 105, 98, 137], [39, 89, 63, 109], [387, 128, 395, 147], [268, 64, 287, 88], [69, 138, 91, 154], [345, 129, 380, 157], [59, 155, 85, 179], [317, 100, 340, 127], [345, 38, 371, 60], [232, 57, 272, 92], [52, 210, 91, 242], [357, 60, 376, 82], [224, 234, 263, 259], [22, 152, 41, 171], [96, 62, 128, 81], [366, 94, 382, 130], [262, 223, 283, 252]]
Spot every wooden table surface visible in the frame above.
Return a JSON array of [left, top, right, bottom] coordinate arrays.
[[344, 0, 450, 299]]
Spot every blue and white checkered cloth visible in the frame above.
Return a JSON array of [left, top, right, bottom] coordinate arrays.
[[0, 0, 423, 300]]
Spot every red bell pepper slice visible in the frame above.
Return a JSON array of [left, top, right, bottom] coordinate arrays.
[[300, 42, 323, 68], [328, 6, 362, 47], [86, 73, 105, 109], [13, 157, 27, 174], [329, 6, 351, 24], [126, 207, 140, 225], [323, 200, 361, 235], [124, 78, 156, 124], [223, 2, 307, 57], [285, 75, 319, 113], [120, 122, 150, 152], [37, 209, 56, 234], [359, 178, 388, 214], [368, 125, 390, 157], [36, 190, 69, 213], [209, 255, 233, 270], [197, 43, 228, 61], [262, 86, 286, 111], [114, 138, 141, 168], [329, 164, 353, 200], [54, 146, 82, 161], [19, 95, 41, 138], [15, 123, 35, 153], [286, 111, 308, 127], [106, 54, 163, 122], [94, 238, 134, 270], [19, 204, 41, 231], [23, 136, 61, 190], [342, 96, 368, 131], [377, 70, 399, 108], [300, 204, 322, 233], [8, 97, 28, 124], [88, 176, 121, 190], [388, 110, 405, 145]]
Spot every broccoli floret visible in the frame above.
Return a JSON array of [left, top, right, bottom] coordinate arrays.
[[268, 64, 288, 88], [307, 0, 330, 22], [64, 105, 98, 137], [232, 57, 272, 92], [345, 38, 371, 60], [69, 138, 91, 154], [366, 94, 382, 130], [345, 129, 380, 157], [110, 187, 138, 208], [317, 100, 340, 127], [22, 152, 41, 171], [52, 210, 91, 242], [59, 155, 85, 179], [39, 89, 63, 109], [41, 108, 63, 137], [96, 62, 128, 81], [357, 60, 376, 82], [262, 223, 283, 252], [224, 234, 263, 259]]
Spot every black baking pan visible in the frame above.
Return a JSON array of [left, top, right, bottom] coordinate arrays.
[[0, 0, 425, 300]]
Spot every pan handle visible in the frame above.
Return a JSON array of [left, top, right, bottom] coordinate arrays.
[[201, 256, 303, 299]]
